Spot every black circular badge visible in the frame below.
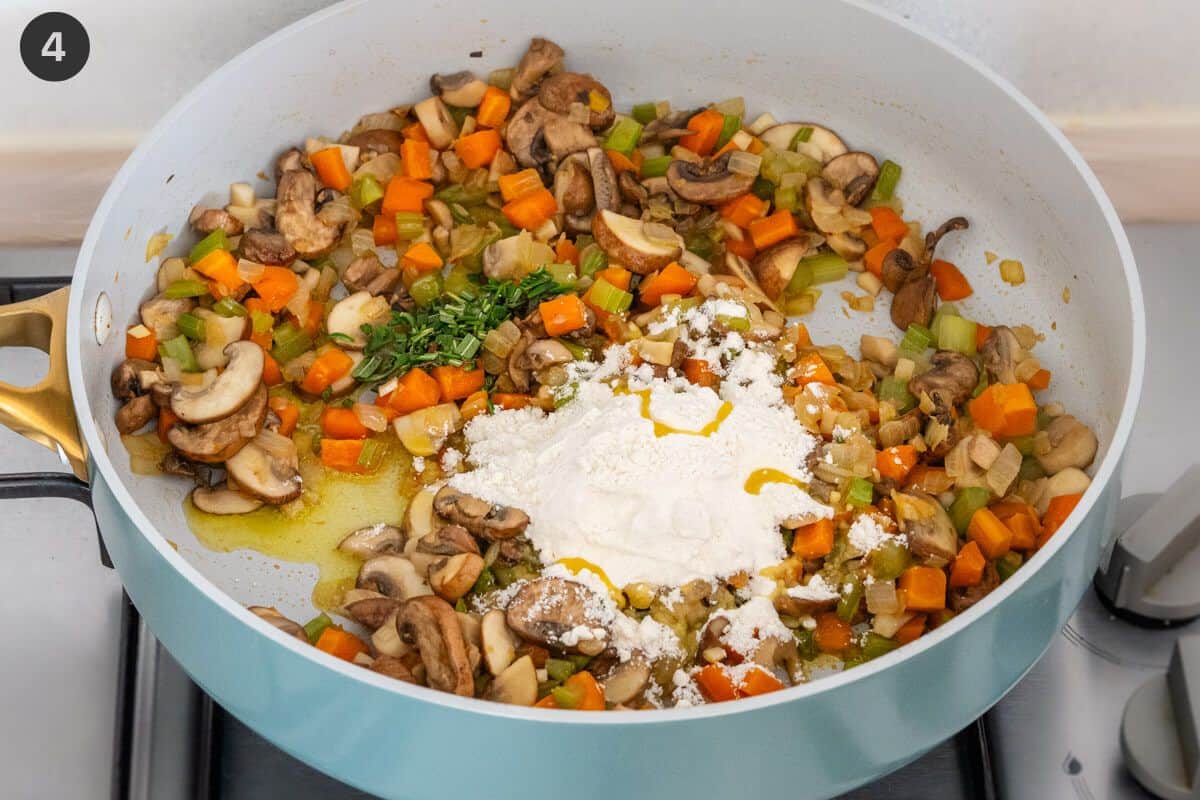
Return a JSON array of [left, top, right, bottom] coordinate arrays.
[[20, 12, 89, 82]]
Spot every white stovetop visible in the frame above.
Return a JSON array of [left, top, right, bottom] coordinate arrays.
[[1, 227, 1197, 799]]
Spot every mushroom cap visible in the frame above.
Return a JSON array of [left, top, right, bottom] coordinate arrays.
[[487, 653, 538, 706], [429, 552, 485, 602], [591, 209, 683, 275], [880, 247, 922, 294], [922, 216, 970, 265], [326, 291, 391, 349], [358, 554, 432, 601], [894, 490, 959, 566], [430, 71, 488, 108], [509, 37, 565, 101], [750, 235, 824, 300], [115, 395, 157, 435], [553, 153, 595, 217], [820, 151, 880, 206], [665, 153, 756, 205], [413, 96, 460, 150], [890, 274, 937, 331], [338, 523, 404, 558], [189, 205, 243, 236], [759, 122, 848, 164], [170, 341, 264, 424], [167, 383, 268, 463], [398, 596, 475, 696], [345, 593, 401, 630], [505, 97, 596, 180], [191, 484, 264, 515], [504, 577, 610, 652], [537, 72, 614, 129], [480, 608, 518, 677], [238, 228, 296, 266], [224, 435, 302, 505], [524, 339, 574, 370], [433, 485, 530, 541], [247, 606, 307, 641], [416, 524, 480, 557], [139, 294, 195, 341], [346, 128, 405, 155], [276, 169, 344, 259], [908, 350, 979, 411]]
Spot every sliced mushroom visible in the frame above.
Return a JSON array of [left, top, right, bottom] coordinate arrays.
[[666, 153, 756, 205], [189, 205, 244, 236], [482, 234, 527, 281], [429, 553, 485, 602], [600, 657, 651, 705], [413, 96, 460, 149], [1037, 467, 1092, 516], [586, 147, 619, 213], [506, 98, 598, 182], [433, 485, 530, 541], [922, 216, 970, 265], [403, 488, 438, 541], [371, 611, 411, 658], [1036, 415, 1098, 475], [722, 251, 782, 314], [642, 108, 699, 144], [505, 577, 609, 654], [346, 129, 405, 155], [980, 324, 1023, 385], [115, 395, 156, 434], [890, 275, 937, 331], [826, 232, 867, 262], [877, 411, 922, 449], [430, 71, 489, 108], [326, 291, 391, 349], [908, 350, 979, 414], [524, 339, 574, 370], [238, 228, 296, 266], [358, 554, 433, 601], [345, 591, 401, 630], [592, 209, 683, 275], [247, 606, 307, 641], [342, 253, 386, 293], [749, 235, 823, 300], [759, 122, 848, 163], [276, 169, 344, 259], [276, 148, 306, 177], [554, 153, 594, 217], [338, 523, 404, 558], [481, 608, 518, 676], [139, 294, 195, 341], [417, 524, 480, 557], [167, 384, 267, 463], [369, 654, 417, 683], [170, 341, 263, 424], [804, 177, 871, 235], [159, 450, 215, 485], [224, 436, 302, 505], [880, 247, 923, 294], [488, 653, 538, 706], [510, 37, 565, 101], [538, 72, 614, 130], [191, 485, 264, 515], [820, 152, 879, 206], [192, 310, 251, 371], [397, 596, 475, 696], [893, 490, 959, 567]]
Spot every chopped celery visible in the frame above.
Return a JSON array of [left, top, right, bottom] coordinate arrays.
[[557, 339, 591, 361], [579, 244, 608, 277], [871, 540, 911, 581], [588, 278, 632, 313], [449, 203, 474, 225], [750, 177, 776, 200], [455, 597, 468, 613], [446, 104, 471, 127], [773, 184, 799, 212], [862, 632, 900, 660], [950, 487, 991, 535], [303, 613, 333, 643], [567, 654, 594, 670], [189, 229, 228, 264], [898, 323, 934, 360], [846, 477, 874, 508], [785, 261, 814, 296], [603, 117, 643, 156], [545, 658, 578, 683], [1007, 435, 1036, 456], [789, 125, 814, 149], [871, 160, 902, 201], [877, 376, 915, 414], [394, 211, 426, 240], [546, 262, 578, 287], [158, 335, 200, 372], [761, 148, 822, 183], [357, 438, 384, 469], [1018, 456, 1046, 481], [972, 367, 989, 398], [351, 174, 384, 209], [212, 297, 247, 317], [471, 566, 496, 594], [443, 265, 479, 297], [410, 274, 443, 307], [684, 230, 717, 261], [714, 114, 742, 150], [837, 575, 864, 622], [997, 551, 1023, 582], [631, 102, 659, 125], [716, 313, 750, 332], [640, 155, 672, 178], [794, 629, 818, 660], [176, 312, 206, 342], [271, 321, 312, 364], [250, 310, 274, 336], [802, 252, 849, 285], [436, 184, 490, 206], [935, 314, 978, 355], [550, 683, 583, 709], [164, 279, 209, 299]]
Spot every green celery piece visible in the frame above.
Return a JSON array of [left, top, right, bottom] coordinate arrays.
[[936, 314, 977, 356], [750, 177, 775, 200], [803, 252, 849, 285], [303, 613, 333, 643], [877, 376, 915, 414], [862, 632, 900, 660], [351, 174, 384, 209], [950, 487, 992, 535], [545, 658, 577, 683], [550, 683, 583, 709], [997, 551, 1023, 581], [846, 477, 874, 507], [588, 278, 632, 313], [871, 160, 902, 201], [164, 279, 209, 299], [410, 274, 443, 307], [790, 126, 814, 148], [545, 263, 577, 287], [579, 244, 608, 277], [158, 335, 200, 372], [271, 321, 313, 364], [176, 312, 206, 342], [189, 229, 228, 264], [631, 102, 659, 125], [785, 260, 814, 296], [640, 155, 672, 178], [212, 297, 248, 317], [715, 313, 750, 332], [714, 114, 742, 150], [837, 575, 864, 621], [435, 184, 490, 206], [871, 540, 910, 581], [603, 118, 643, 156]]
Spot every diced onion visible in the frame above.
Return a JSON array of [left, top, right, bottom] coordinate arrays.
[[229, 182, 256, 209], [161, 357, 183, 383], [237, 258, 266, 283], [865, 581, 901, 615], [986, 442, 1022, 496], [285, 277, 313, 324], [127, 324, 152, 339], [999, 259, 1026, 286], [145, 233, 172, 262], [319, 196, 362, 227], [727, 150, 762, 177], [350, 227, 376, 257], [483, 320, 521, 357], [353, 402, 390, 433]]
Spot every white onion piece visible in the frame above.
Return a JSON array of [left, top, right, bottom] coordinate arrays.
[[237, 258, 266, 283], [353, 403, 390, 433], [254, 428, 299, 461], [728, 150, 762, 177]]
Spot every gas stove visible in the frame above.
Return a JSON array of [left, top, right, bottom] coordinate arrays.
[[3, 228, 1196, 800]]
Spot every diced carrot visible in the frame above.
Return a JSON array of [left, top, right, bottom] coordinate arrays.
[[314, 626, 368, 660], [192, 249, 245, 294], [459, 389, 490, 421], [319, 438, 368, 474], [476, 86, 512, 129], [869, 206, 909, 242], [1028, 369, 1052, 391], [501, 188, 557, 231], [748, 209, 798, 250], [400, 138, 433, 180], [310, 147, 352, 192], [739, 666, 786, 697], [261, 350, 282, 386], [1039, 492, 1084, 546], [125, 326, 158, 361], [747, 136, 766, 155], [431, 364, 485, 401], [298, 347, 354, 396], [401, 241, 443, 272], [565, 671, 606, 710], [968, 383, 1038, 437], [630, 149, 645, 175], [814, 612, 854, 653], [696, 664, 738, 702], [863, 239, 898, 278], [382, 367, 442, 414], [320, 407, 370, 439], [638, 262, 698, 307], [268, 396, 299, 437], [498, 169, 544, 202], [595, 266, 632, 291], [554, 236, 580, 266], [792, 517, 835, 560], [539, 294, 588, 336], [793, 323, 812, 347], [678, 109, 724, 156], [724, 236, 757, 261], [1005, 512, 1039, 551], [876, 445, 919, 482], [454, 129, 502, 169], [491, 393, 533, 411], [250, 266, 300, 312], [713, 138, 741, 158], [720, 194, 769, 229], [975, 323, 993, 349], [682, 358, 719, 389], [381, 176, 434, 216], [794, 352, 835, 386], [605, 149, 636, 175], [401, 121, 429, 143], [967, 507, 1013, 559], [157, 407, 179, 444], [895, 614, 927, 645], [898, 566, 947, 612], [949, 540, 987, 588], [929, 259, 973, 301], [905, 465, 955, 494], [372, 213, 398, 246], [535, 694, 559, 708]]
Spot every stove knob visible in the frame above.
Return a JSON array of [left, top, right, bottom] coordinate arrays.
[[1094, 466, 1200, 626], [1121, 637, 1200, 799]]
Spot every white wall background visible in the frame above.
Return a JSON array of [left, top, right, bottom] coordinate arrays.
[[1, 0, 1198, 145]]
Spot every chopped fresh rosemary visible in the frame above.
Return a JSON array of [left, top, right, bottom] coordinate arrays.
[[352, 269, 567, 386]]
